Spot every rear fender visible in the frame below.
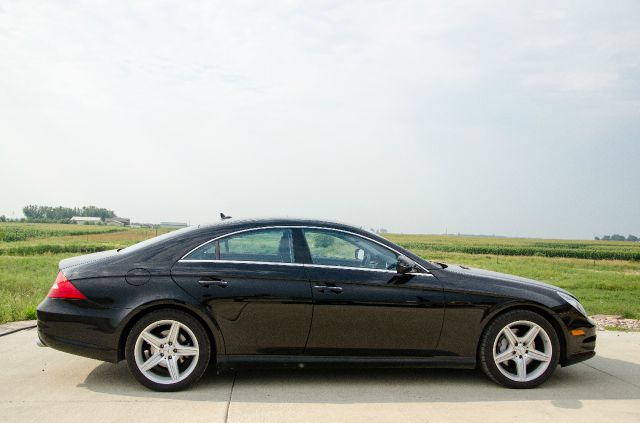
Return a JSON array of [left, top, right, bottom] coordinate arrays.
[[116, 300, 226, 361]]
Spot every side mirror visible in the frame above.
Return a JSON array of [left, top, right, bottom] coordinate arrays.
[[396, 255, 419, 274], [354, 248, 365, 261]]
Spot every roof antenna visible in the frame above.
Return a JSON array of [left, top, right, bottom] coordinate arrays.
[[220, 212, 232, 221]]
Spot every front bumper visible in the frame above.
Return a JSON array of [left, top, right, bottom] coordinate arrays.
[[564, 350, 596, 366], [560, 313, 597, 367]]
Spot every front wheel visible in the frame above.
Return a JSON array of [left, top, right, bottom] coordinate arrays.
[[479, 310, 560, 388], [125, 309, 211, 391]]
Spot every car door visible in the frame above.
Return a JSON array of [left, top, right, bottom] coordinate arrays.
[[300, 228, 444, 357], [171, 228, 313, 355]]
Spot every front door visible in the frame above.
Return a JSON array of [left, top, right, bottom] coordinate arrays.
[[300, 228, 444, 356]]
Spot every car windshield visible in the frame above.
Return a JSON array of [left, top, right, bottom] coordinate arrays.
[[120, 226, 199, 254]]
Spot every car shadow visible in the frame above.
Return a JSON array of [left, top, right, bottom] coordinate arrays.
[[77, 361, 234, 402], [81, 355, 640, 406]]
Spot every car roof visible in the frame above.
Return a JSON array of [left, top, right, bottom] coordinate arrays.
[[195, 218, 368, 232]]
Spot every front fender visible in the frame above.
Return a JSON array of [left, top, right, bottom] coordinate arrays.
[[475, 301, 571, 364]]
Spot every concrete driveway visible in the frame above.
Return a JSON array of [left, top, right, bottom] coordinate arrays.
[[1, 328, 639, 423]]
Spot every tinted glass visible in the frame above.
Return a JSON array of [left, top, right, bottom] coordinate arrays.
[[184, 242, 215, 260], [185, 228, 294, 263], [303, 229, 398, 270]]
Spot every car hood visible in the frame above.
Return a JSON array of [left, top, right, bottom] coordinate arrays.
[[440, 264, 571, 296]]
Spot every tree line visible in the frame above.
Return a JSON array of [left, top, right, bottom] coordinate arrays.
[[19, 205, 117, 222], [595, 234, 639, 242]]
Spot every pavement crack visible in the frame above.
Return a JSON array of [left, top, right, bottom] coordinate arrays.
[[223, 371, 237, 423]]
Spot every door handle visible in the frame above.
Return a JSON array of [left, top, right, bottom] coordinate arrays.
[[313, 285, 343, 294], [199, 279, 229, 288]]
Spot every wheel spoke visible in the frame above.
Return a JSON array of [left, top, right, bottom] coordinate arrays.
[[139, 353, 164, 372], [135, 319, 201, 384], [502, 327, 518, 347], [495, 348, 515, 364], [492, 319, 554, 383], [140, 331, 163, 349], [515, 357, 527, 380], [167, 357, 180, 381], [527, 348, 551, 362], [167, 322, 180, 345], [521, 325, 540, 346], [174, 345, 199, 357]]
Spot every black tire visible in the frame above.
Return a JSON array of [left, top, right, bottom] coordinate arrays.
[[125, 309, 211, 391], [479, 310, 560, 389]]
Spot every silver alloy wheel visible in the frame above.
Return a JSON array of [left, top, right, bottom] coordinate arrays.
[[134, 319, 200, 385], [492, 320, 552, 382]]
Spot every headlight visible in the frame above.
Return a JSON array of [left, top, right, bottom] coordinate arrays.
[[557, 291, 589, 317]]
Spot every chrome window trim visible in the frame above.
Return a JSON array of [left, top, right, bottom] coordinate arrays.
[[179, 259, 303, 267], [178, 259, 432, 276], [179, 225, 432, 275]]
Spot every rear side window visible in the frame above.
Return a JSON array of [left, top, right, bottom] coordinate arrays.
[[184, 229, 294, 263], [184, 242, 215, 260]]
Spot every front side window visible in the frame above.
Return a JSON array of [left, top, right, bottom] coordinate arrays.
[[184, 228, 294, 263], [303, 229, 398, 270]]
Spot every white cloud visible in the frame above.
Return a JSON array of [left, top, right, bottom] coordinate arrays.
[[0, 0, 638, 237]]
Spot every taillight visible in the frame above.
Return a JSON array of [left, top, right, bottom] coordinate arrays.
[[47, 271, 87, 299]]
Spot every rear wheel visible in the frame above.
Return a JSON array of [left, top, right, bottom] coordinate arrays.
[[125, 309, 211, 391], [479, 310, 560, 388]]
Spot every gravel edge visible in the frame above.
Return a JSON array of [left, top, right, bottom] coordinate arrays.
[[592, 315, 640, 332]]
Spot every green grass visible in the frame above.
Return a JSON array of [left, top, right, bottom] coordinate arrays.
[[604, 326, 633, 332], [384, 233, 640, 261], [0, 224, 638, 323], [0, 254, 67, 323], [0, 222, 126, 242], [0, 226, 171, 255], [0, 225, 172, 323], [405, 250, 640, 319], [384, 233, 640, 318]]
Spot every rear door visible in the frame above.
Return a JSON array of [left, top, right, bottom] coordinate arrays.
[[300, 228, 444, 357], [171, 228, 313, 355]]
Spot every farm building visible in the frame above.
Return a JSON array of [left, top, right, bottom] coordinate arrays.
[[159, 221, 188, 228], [70, 216, 102, 225], [105, 217, 130, 227]]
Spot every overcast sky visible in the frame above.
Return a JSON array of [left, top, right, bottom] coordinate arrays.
[[1, 1, 638, 239]]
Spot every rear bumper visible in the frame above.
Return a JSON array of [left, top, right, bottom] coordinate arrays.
[[36, 332, 47, 347], [37, 298, 125, 363]]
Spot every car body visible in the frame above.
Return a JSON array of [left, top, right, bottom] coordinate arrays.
[[37, 218, 596, 390]]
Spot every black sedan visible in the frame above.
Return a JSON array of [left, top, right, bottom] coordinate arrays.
[[37, 218, 596, 391]]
